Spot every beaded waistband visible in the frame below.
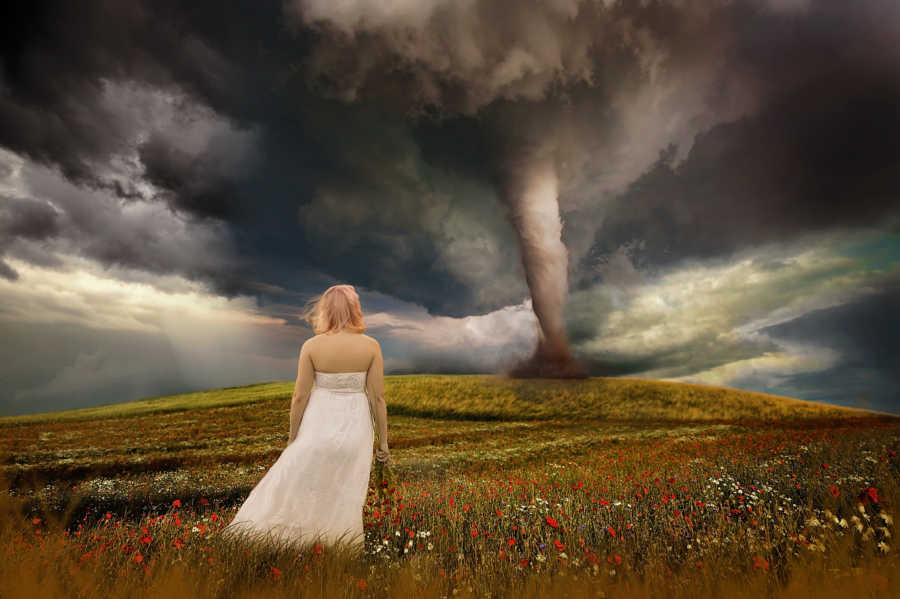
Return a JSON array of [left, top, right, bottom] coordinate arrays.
[[314, 370, 367, 394]]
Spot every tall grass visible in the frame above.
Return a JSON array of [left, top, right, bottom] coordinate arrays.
[[2, 418, 898, 598], [2, 466, 897, 598]]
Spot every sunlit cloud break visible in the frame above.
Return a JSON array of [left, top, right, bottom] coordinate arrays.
[[570, 228, 900, 400]]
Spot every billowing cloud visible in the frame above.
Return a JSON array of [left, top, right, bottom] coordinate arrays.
[[0, 145, 253, 294], [365, 296, 539, 372]]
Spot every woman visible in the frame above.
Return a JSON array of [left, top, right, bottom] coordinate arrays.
[[222, 284, 391, 554]]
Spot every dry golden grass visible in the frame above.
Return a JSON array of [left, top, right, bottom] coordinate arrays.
[[2, 456, 898, 599]]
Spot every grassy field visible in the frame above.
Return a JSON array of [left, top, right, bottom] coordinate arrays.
[[0, 374, 877, 426], [1, 375, 898, 598]]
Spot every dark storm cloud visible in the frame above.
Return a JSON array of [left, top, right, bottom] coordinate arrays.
[[0, 1, 268, 293], [2, 0, 900, 319], [0, 0, 531, 312], [0, 1, 244, 186], [136, 127, 257, 222], [0, 195, 60, 280], [0, 195, 59, 240], [0, 158, 252, 295], [575, 0, 900, 283], [579, 72, 900, 283]]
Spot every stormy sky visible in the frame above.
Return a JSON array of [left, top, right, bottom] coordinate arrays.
[[1, 0, 898, 416]]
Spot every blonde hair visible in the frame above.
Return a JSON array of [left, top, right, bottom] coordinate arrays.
[[300, 284, 367, 335]]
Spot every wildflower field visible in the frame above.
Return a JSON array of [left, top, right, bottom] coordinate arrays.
[[1, 375, 898, 598]]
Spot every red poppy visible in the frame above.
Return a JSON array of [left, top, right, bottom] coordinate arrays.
[[752, 556, 769, 571], [553, 539, 565, 551], [270, 566, 282, 581], [858, 487, 879, 504], [545, 516, 559, 528], [608, 526, 616, 538], [172, 499, 182, 508], [829, 485, 840, 498]]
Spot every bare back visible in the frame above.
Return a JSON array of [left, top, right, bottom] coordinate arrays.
[[307, 330, 377, 373]]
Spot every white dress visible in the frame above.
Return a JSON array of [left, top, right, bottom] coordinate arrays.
[[222, 370, 375, 552]]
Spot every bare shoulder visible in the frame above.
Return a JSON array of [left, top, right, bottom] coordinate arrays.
[[361, 334, 381, 349], [301, 335, 321, 350]]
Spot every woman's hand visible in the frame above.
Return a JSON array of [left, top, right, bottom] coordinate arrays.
[[375, 446, 391, 463]]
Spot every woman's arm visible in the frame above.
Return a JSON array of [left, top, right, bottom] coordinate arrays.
[[288, 341, 315, 444], [365, 339, 390, 461]]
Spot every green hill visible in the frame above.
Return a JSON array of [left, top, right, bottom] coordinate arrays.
[[0, 374, 881, 426]]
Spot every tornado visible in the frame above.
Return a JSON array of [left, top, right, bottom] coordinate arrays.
[[498, 147, 587, 379], [286, 0, 754, 379]]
